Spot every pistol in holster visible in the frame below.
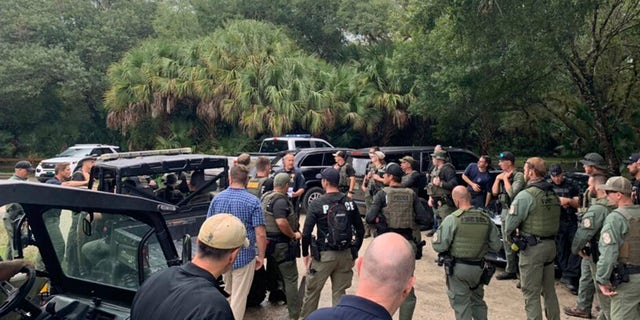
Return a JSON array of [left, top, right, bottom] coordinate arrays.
[[610, 264, 630, 287], [437, 253, 455, 276], [480, 261, 496, 285]]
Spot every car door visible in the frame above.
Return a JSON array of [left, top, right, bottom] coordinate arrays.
[[0, 181, 180, 305]]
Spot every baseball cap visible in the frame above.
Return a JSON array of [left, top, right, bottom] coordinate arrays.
[[400, 156, 415, 165], [580, 152, 606, 169], [273, 172, 291, 188], [316, 167, 340, 185], [163, 173, 179, 186], [385, 162, 404, 178], [198, 214, 249, 249], [15, 160, 35, 172], [549, 164, 563, 177], [597, 176, 632, 195], [430, 151, 447, 160], [498, 151, 515, 162], [332, 150, 347, 158], [623, 152, 640, 164]]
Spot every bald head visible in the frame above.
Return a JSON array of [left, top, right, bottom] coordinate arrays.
[[452, 185, 471, 209], [359, 233, 415, 294]]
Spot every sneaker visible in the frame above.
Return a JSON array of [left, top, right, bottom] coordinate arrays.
[[426, 230, 436, 237], [563, 306, 592, 319], [495, 272, 517, 280]]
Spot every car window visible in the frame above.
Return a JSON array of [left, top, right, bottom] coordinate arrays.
[[295, 140, 312, 149], [58, 148, 92, 157], [351, 157, 370, 176], [38, 208, 167, 289], [260, 140, 288, 153], [90, 148, 103, 156], [314, 141, 331, 148], [300, 153, 323, 166], [449, 151, 479, 170], [420, 152, 433, 172]]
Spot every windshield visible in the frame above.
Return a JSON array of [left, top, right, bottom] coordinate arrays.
[[58, 148, 92, 157], [260, 140, 288, 153]]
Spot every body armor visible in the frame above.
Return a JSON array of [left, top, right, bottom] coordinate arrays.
[[614, 206, 640, 266], [382, 187, 415, 229], [520, 185, 561, 237], [247, 176, 268, 198], [449, 209, 492, 259], [262, 191, 297, 235]]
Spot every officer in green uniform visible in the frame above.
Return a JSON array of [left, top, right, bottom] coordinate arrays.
[[504, 157, 561, 320], [491, 151, 525, 280], [427, 150, 457, 221], [247, 156, 272, 197], [564, 152, 609, 318], [362, 148, 386, 237], [563, 174, 613, 319], [3, 161, 34, 260], [261, 172, 301, 319], [595, 176, 640, 319], [432, 186, 501, 320], [426, 146, 443, 237], [367, 162, 429, 320]]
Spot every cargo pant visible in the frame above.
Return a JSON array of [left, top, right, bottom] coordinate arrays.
[[588, 260, 610, 320], [270, 242, 300, 319], [519, 239, 560, 320], [576, 258, 595, 313], [446, 263, 487, 320], [609, 273, 640, 319], [300, 249, 354, 319], [501, 208, 518, 274]]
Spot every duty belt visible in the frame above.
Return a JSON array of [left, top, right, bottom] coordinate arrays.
[[625, 265, 640, 275], [456, 258, 484, 266]]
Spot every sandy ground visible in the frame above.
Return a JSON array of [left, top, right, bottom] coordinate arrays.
[[245, 229, 590, 320]]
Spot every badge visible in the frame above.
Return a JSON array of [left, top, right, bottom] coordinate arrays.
[[509, 203, 516, 215], [582, 218, 591, 228], [602, 232, 612, 245]]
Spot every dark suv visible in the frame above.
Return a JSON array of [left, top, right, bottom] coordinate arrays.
[[271, 148, 353, 213], [348, 146, 487, 213]]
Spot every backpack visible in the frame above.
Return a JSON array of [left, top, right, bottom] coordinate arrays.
[[324, 196, 354, 250]]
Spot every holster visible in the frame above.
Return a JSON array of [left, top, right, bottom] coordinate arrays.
[[610, 264, 630, 287], [287, 239, 301, 261], [480, 261, 496, 286]]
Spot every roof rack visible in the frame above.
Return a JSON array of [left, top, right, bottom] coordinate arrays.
[[98, 148, 192, 161]]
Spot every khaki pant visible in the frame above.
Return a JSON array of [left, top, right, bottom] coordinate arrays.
[[224, 259, 256, 320], [519, 239, 559, 320], [300, 249, 354, 319]]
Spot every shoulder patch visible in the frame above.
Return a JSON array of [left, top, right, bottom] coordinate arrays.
[[601, 232, 612, 245], [431, 231, 439, 243], [509, 203, 516, 215], [582, 218, 591, 228]]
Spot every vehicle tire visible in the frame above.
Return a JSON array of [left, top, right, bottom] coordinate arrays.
[[302, 187, 324, 214]]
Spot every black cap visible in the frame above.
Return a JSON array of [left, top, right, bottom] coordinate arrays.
[[384, 162, 404, 178], [15, 160, 35, 172], [498, 151, 515, 162], [549, 164, 563, 177], [316, 167, 340, 185], [623, 152, 640, 165]]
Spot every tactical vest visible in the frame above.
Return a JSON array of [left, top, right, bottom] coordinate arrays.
[[613, 206, 640, 266], [497, 171, 523, 207], [261, 191, 297, 235], [520, 185, 561, 237], [449, 209, 492, 259], [247, 176, 268, 198], [382, 187, 415, 229], [338, 164, 350, 188], [428, 163, 454, 197]]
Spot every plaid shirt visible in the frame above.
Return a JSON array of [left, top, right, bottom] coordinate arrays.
[[207, 187, 265, 269]]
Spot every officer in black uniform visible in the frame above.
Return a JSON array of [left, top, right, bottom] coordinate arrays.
[[548, 164, 581, 294], [624, 152, 640, 205]]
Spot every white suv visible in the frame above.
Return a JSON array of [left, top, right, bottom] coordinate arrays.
[[35, 144, 120, 182]]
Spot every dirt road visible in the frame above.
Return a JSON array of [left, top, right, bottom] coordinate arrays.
[[246, 233, 587, 320]]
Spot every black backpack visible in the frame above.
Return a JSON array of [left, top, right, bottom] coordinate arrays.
[[324, 196, 354, 250]]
